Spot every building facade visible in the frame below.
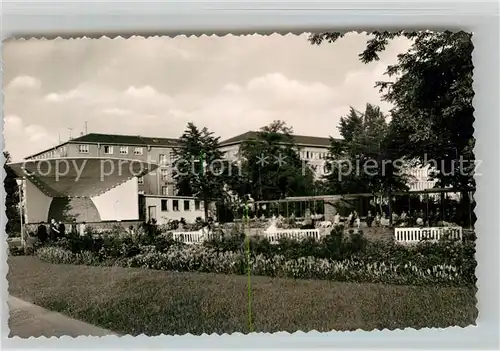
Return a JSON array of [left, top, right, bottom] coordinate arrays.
[[23, 131, 440, 223], [219, 131, 331, 179], [26, 133, 180, 197]]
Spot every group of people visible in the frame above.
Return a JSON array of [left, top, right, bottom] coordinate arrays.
[[342, 208, 455, 229], [33, 219, 88, 244]]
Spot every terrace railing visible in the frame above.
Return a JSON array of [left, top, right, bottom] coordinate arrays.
[[394, 226, 463, 244], [172, 230, 216, 245], [264, 229, 321, 244]]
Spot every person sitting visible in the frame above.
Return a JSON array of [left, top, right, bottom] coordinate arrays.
[[416, 217, 424, 227], [333, 213, 341, 226], [354, 216, 361, 229], [380, 214, 390, 227]]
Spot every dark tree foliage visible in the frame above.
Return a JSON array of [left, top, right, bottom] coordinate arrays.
[[310, 31, 475, 191], [4, 151, 20, 235], [172, 123, 238, 220], [324, 104, 411, 195], [238, 120, 315, 201]]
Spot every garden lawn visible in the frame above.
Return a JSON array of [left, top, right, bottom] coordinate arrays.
[[8, 256, 476, 335]]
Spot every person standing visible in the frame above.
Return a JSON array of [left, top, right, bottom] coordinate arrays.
[[347, 212, 353, 227], [366, 211, 374, 228], [58, 221, 66, 239], [71, 219, 78, 236], [49, 219, 60, 241], [79, 222, 87, 237], [37, 222, 48, 244], [349, 211, 357, 227]]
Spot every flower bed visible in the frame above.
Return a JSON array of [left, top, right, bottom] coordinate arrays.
[[35, 226, 476, 287]]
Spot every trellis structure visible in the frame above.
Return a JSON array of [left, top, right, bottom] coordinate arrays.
[[250, 187, 475, 228]]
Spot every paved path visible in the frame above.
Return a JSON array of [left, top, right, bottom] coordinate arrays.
[[8, 296, 119, 338]]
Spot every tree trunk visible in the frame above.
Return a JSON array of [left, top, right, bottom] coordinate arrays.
[[460, 189, 472, 228], [388, 191, 393, 226], [204, 198, 209, 221]]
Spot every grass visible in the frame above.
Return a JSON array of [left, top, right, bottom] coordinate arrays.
[[8, 256, 477, 335]]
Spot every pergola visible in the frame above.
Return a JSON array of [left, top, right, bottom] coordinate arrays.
[[251, 187, 474, 226]]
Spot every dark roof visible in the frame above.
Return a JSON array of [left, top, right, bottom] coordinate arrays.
[[25, 131, 337, 160], [25, 133, 181, 159], [220, 131, 336, 147], [70, 133, 181, 147]]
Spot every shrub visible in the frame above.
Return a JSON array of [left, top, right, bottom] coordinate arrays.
[[35, 225, 476, 287], [37, 246, 76, 264], [36, 244, 472, 286]]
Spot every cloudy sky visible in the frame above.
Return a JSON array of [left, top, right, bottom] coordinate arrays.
[[4, 33, 411, 161]]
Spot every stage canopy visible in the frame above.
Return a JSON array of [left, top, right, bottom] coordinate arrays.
[[8, 157, 159, 198]]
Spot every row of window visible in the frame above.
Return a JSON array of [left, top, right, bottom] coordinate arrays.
[[78, 145, 175, 166], [78, 144, 145, 156], [160, 199, 202, 212]]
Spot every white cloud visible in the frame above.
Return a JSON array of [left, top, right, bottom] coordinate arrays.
[[245, 73, 337, 107], [33, 68, 391, 142], [4, 34, 412, 159], [4, 115, 58, 161], [6, 75, 41, 91], [101, 107, 133, 116], [125, 85, 162, 99]]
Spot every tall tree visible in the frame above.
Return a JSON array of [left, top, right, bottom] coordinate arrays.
[[310, 31, 475, 192], [172, 123, 237, 220], [324, 104, 411, 197], [4, 151, 20, 235], [239, 120, 315, 201]]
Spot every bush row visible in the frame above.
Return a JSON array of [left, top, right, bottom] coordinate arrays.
[[33, 226, 476, 286], [36, 244, 472, 286]]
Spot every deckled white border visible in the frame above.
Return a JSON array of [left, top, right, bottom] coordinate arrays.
[[1, 0, 499, 349]]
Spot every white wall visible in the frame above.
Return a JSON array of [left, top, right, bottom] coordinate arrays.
[[144, 196, 213, 224], [24, 179, 52, 223], [91, 177, 140, 221]]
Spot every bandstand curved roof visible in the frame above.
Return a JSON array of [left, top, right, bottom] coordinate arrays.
[[7, 157, 159, 198]]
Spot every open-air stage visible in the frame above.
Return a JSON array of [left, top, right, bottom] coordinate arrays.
[[8, 157, 158, 224]]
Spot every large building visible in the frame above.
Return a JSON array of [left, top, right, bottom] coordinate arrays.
[[219, 131, 332, 179], [17, 130, 438, 225], [219, 131, 436, 191]]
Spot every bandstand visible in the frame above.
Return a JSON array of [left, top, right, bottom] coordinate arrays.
[[7, 157, 159, 224]]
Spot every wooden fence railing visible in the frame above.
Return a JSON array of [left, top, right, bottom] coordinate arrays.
[[264, 229, 321, 244], [394, 227, 463, 243]]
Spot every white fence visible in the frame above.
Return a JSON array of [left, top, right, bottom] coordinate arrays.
[[172, 231, 213, 245], [265, 229, 321, 244], [394, 227, 463, 244]]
